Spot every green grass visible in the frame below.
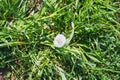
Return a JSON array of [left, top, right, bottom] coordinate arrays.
[[0, 0, 120, 80]]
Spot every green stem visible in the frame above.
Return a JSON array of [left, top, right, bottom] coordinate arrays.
[[66, 22, 75, 45], [90, 67, 120, 74]]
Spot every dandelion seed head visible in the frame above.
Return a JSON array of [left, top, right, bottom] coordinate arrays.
[[54, 34, 66, 48], [36, 61, 41, 66]]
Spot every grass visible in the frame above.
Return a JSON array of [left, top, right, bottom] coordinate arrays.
[[0, 0, 120, 80]]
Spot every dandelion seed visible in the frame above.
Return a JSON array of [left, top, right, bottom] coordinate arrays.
[[53, 34, 66, 48], [36, 61, 41, 66]]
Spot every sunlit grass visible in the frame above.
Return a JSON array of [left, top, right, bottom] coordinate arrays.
[[0, 0, 120, 80]]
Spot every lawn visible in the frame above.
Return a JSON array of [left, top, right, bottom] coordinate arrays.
[[0, 0, 120, 80]]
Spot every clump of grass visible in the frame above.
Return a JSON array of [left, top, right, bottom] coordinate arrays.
[[0, 0, 120, 80]]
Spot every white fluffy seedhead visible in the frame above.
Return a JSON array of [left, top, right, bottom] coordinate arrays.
[[53, 34, 66, 48]]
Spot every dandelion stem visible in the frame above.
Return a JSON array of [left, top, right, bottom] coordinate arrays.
[[66, 22, 74, 45]]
